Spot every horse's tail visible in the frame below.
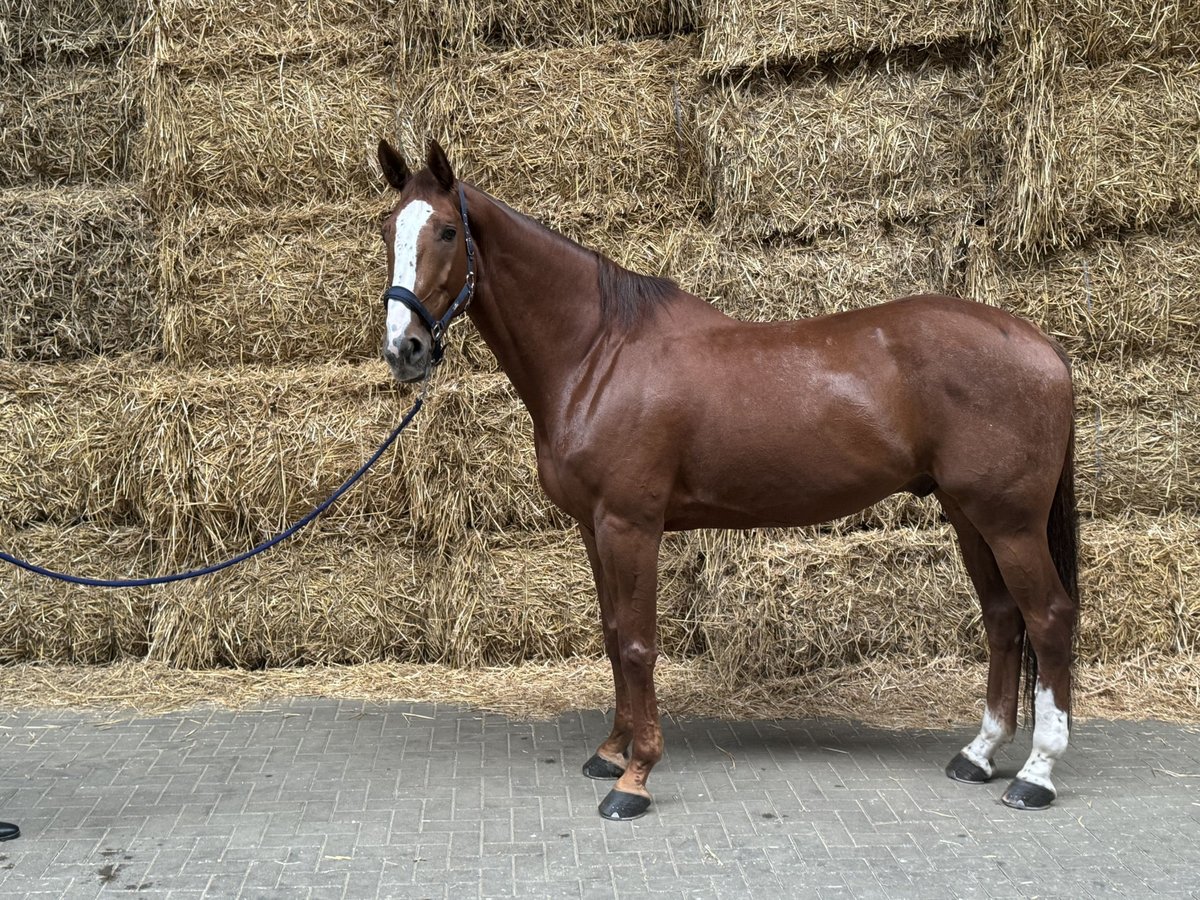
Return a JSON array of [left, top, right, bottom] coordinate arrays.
[[1025, 348, 1079, 728]]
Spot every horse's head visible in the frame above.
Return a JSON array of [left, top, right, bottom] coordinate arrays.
[[376, 138, 475, 383]]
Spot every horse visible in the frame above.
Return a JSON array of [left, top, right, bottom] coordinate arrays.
[[374, 139, 1079, 821]]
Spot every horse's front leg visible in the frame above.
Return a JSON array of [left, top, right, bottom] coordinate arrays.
[[579, 523, 633, 780], [590, 514, 663, 821]]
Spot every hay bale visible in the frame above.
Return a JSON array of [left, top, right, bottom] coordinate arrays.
[[704, 219, 966, 321], [143, 54, 397, 208], [1005, 0, 1200, 67], [400, 37, 703, 231], [395, 0, 691, 60], [157, 198, 502, 370], [149, 0, 692, 65], [1075, 356, 1199, 518], [967, 225, 1200, 362], [164, 210, 709, 369], [1077, 513, 1200, 663], [149, 0, 390, 64], [0, 185, 156, 360], [122, 362, 419, 558], [159, 200, 380, 365], [698, 54, 986, 239], [698, 0, 995, 74], [582, 217, 966, 321], [0, 525, 698, 670], [0, 58, 135, 184], [0, 354, 558, 552], [0, 0, 140, 62], [0, 357, 408, 544], [992, 58, 1200, 255], [0, 357, 142, 529], [0, 357, 562, 553], [157, 205, 960, 367], [146, 530, 429, 668], [422, 529, 603, 666], [0, 523, 153, 663]]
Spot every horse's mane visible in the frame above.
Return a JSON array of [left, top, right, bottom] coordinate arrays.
[[487, 193, 678, 330], [595, 255, 677, 330]]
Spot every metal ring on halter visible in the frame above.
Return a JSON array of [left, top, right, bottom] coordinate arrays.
[[382, 183, 477, 367]]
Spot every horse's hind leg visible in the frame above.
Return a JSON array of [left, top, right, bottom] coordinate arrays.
[[939, 492, 1022, 784], [579, 524, 632, 780], [983, 529, 1076, 809]]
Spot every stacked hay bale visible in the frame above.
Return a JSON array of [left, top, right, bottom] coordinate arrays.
[[0, 0, 156, 662], [0, 0, 1196, 688], [0, 1, 155, 360]]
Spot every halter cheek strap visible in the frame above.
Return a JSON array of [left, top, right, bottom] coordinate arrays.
[[382, 183, 477, 366]]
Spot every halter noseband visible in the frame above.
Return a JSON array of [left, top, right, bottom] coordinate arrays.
[[382, 183, 477, 367]]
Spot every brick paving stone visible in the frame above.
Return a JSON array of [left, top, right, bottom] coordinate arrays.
[[1, 702, 1199, 897]]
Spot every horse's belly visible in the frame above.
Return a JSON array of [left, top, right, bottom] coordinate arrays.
[[664, 433, 918, 530]]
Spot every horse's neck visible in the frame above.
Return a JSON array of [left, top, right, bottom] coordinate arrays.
[[466, 188, 606, 423]]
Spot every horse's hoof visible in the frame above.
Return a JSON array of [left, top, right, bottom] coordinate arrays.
[[582, 753, 625, 780], [1001, 778, 1055, 810], [945, 751, 991, 784], [598, 789, 652, 821]]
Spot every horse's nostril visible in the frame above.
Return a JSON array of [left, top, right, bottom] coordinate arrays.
[[404, 336, 425, 359]]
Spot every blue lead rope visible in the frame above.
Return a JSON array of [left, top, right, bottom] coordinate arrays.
[[0, 395, 424, 589]]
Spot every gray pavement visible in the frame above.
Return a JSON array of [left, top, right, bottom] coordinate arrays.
[[0, 699, 1197, 899]]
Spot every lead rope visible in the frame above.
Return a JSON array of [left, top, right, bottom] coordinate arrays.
[[0, 372, 434, 588]]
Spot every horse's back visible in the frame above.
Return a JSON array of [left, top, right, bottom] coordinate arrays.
[[655, 293, 1073, 528]]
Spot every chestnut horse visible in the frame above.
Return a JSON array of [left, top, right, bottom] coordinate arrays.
[[375, 140, 1079, 820]]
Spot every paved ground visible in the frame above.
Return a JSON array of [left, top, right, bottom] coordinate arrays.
[[0, 700, 1197, 899]]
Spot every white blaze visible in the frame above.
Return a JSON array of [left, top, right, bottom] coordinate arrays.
[[386, 200, 434, 341]]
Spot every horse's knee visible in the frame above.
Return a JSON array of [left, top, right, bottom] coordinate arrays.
[[619, 638, 657, 677]]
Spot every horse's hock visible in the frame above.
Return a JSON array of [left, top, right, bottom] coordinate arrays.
[[1, 1, 1198, 715]]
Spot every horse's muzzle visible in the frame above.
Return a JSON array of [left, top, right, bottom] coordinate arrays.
[[383, 333, 431, 383]]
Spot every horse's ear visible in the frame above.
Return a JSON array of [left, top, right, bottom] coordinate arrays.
[[378, 139, 410, 191], [427, 139, 455, 191]]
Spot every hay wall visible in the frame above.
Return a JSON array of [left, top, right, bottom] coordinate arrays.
[[6, 515, 1193, 671], [0, 524, 704, 668], [1, 1, 152, 363], [1, 1, 1197, 688]]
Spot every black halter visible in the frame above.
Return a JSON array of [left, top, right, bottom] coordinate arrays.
[[382, 183, 477, 367]]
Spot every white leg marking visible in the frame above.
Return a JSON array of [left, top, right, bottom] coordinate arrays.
[[1016, 682, 1069, 793], [960, 708, 1012, 777], [386, 200, 433, 343]]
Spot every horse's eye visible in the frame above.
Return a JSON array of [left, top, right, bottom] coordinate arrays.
[[440, 226, 457, 242]]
